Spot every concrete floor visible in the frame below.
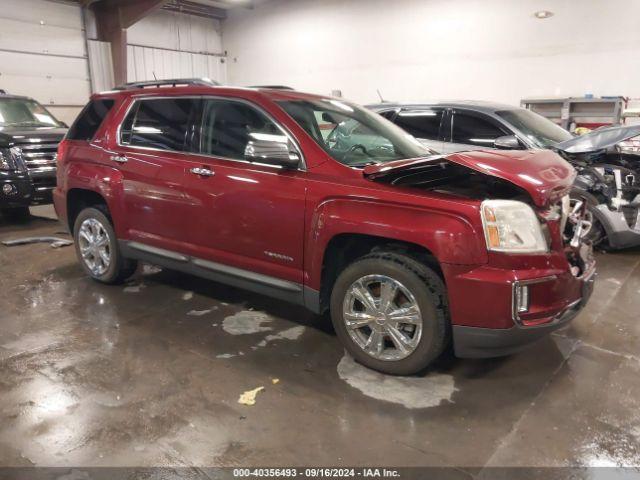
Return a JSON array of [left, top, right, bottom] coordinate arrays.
[[1, 206, 640, 474]]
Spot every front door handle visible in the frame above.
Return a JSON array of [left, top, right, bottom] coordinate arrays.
[[190, 167, 215, 177], [110, 155, 128, 164]]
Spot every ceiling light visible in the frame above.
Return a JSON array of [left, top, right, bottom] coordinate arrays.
[[534, 10, 553, 19]]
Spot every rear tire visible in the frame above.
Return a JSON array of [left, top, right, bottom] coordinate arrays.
[[73, 207, 137, 284], [330, 251, 449, 376]]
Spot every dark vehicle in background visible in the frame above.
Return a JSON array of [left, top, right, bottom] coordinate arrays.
[[369, 101, 640, 250], [0, 91, 67, 220]]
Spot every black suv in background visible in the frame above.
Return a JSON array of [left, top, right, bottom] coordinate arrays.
[[0, 91, 67, 219]]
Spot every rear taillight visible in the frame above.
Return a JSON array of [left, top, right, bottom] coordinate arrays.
[[56, 139, 69, 185], [56, 139, 69, 165]]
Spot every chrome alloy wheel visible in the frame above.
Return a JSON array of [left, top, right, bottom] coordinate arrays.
[[342, 275, 423, 361], [78, 218, 111, 276]]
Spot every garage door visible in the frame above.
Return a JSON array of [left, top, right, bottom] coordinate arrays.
[[0, 0, 90, 125]]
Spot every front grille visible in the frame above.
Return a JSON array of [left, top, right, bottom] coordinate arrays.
[[622, 205, 639, 229], [16, 142, 59, 174]]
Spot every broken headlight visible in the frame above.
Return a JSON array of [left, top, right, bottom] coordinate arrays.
[[481, 200, 548, 253]]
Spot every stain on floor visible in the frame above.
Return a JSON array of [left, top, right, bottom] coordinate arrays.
[[336, 354, 457, 409], [222, 310, 273, 335]]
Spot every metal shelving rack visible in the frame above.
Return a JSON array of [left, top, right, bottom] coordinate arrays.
[[520, 96, 626, 131]]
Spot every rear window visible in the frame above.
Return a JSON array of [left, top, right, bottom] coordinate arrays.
[[119, 98, 198, 152], [67, 99, 114, 141]]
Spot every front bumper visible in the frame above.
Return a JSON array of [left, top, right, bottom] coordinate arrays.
[[443, 246, 596, 358], [453, 268, 595, 358], [0, 168, 56, 208], [0, 171, 32, 209], [594, 204, 640, 249], [26, 167, 56, 204]]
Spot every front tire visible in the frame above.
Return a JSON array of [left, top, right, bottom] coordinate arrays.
[[330, 252, 449, 375], [73, 207, 137, 284]]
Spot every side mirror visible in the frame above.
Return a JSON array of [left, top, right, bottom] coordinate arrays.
[[494, 135, 520, 149], [321, 111, 339, 124], [244, 135, 301, 169]]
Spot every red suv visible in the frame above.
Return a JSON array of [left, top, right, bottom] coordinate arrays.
[[54, 79, 595, 375]]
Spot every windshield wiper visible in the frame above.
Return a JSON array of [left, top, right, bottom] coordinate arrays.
[[350, 159, 384, 167]]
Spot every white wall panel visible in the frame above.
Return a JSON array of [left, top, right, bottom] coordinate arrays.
[[0, 73, 89, 106], [223, 0, 640, 106], [87, 40, 114, 93], [128, 10, 223, 54], [0, 0, 83, 29], [127, 45, 227, 84], [46, 106, 85, 127], [0, 0, 89, 123], [125, 8, 226, 85], [0, 51, 86, 79], [0, 18, 85, 57]]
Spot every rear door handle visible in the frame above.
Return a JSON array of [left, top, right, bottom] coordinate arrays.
[[110, 155, 128, 164], [190, 167, 215, 177]]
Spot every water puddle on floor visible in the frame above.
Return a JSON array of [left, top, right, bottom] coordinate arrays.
[[337, 354, 457, 409], [256, 325, 306, 347], [222, 310, 273, 335]]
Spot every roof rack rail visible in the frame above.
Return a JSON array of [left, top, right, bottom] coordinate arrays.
[[114, 78, 220, 90], [249, 85, 295, 90]]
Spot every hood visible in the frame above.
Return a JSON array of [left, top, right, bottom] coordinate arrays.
[[0, 126, 67, 147], [363, 149, 576, 207], [554, 124, 640, 154]]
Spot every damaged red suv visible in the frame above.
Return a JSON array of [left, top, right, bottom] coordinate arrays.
[[54, 80, 595, 375]]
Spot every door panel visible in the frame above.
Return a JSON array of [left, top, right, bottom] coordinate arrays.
[[183, 98, 306, 283], [182, 158, 306, 283], [114, 148, 192, 251], [113, 97, 199, 252]]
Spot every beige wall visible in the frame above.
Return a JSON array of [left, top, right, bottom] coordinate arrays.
[[223, 0, 640, 108]]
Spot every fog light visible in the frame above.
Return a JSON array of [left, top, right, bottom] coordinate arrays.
[[2, 183, 17, 196], [514, 284, 530, 314]]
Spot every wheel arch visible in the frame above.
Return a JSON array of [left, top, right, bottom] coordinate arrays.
[[66, 188, 111, 233], [304, 198, 485, 313], [316, 232, 444, 315]]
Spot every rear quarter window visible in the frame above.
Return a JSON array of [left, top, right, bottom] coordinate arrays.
[[119, 98, 198, 152], [67, 99, 115, 141]]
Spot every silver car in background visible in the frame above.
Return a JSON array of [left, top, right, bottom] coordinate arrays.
[[368, 101, 640, 250]]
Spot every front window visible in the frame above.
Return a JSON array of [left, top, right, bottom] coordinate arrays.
[[0, 98, 63, 128], [201, 99, 283, 160], [277, 99, 433, 167], [496, 109, 573, 148]]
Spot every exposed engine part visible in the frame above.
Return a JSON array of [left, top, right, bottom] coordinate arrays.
[[558, 146, 640, 249]]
